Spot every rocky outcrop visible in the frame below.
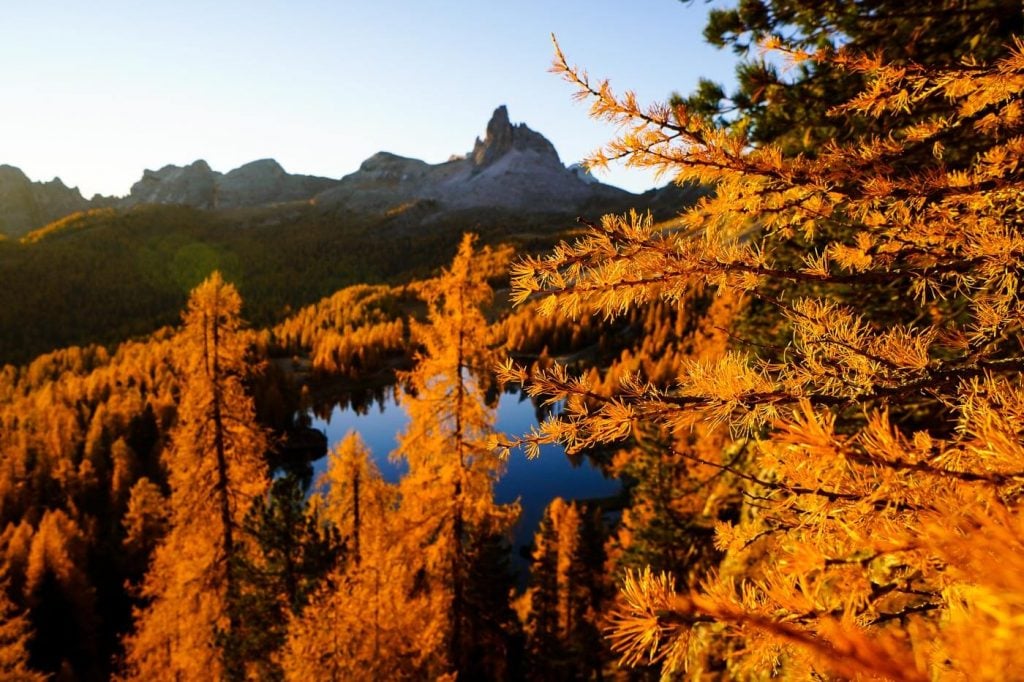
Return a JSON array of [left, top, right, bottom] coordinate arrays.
[[312, 152, 433, 213], [123, 158, 338, 209], [315, 105, 633, 216], [0, 165, 92, 237], [1, 105, 652, 237], [217, 159, 338, 208], [471, 104, 559, 167], [0, 159, 339, 236], [126, 160, 218, 209], [568, 163, 598, 184]]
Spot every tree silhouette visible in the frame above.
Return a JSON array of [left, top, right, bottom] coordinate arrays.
[[522, 497, 607, 680]]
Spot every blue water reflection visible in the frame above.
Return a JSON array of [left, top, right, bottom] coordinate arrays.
[[309, 390, 620, 554]]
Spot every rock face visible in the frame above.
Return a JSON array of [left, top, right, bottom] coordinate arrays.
[[217, 159, 338, 208], [126, 160, 219, 209], [0, 104, 643, 237], [471, 104, 558, 166], [315, 105, 632, 215], [0, 165, 91, 237], [123, 158, 338, 209]]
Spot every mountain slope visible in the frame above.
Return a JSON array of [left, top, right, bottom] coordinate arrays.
[[0, 105, 636, 239], [0, 165, 93, 237], [315, 105, 631, 216], [0, 106, 698, 365]]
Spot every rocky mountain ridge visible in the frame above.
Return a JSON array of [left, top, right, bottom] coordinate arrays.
[[125, 158, 338, 211], [0, 106, 642, 238], [0, 166, 94, 237], [315, 106, 631, 215]]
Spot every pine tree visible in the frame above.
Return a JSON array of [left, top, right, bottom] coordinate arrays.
[[23, 508, 98, 679], [230, 473, 339, 681], [682, 0, 1023, 154], [121, 273, 269, 681], [121, 477, 167, 565]]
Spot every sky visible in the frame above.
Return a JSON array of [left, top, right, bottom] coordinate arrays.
[[0, 0, 739, 198]]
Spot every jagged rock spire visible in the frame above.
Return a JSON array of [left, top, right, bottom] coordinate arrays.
[[471, 105, 560, 167]]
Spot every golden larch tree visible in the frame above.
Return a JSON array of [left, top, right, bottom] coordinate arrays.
[[0, 569, 46, 682], [282, 432, 441, 681], [501, 35, 1024, 680], [282, 232, 519, 678], [394, 233, 518, 677], [121, 272, 269, 681], [520, 497, 608, 679]]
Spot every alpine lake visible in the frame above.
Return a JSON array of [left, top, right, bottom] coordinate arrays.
[[307, 388, 621, 571]]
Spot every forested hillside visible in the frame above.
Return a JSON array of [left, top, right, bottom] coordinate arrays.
[[1, 1, 1022, 680], [0, 201, 583, 366], [0, 104, 666, 367]]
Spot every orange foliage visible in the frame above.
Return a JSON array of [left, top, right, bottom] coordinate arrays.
[[121, 273, 270, 680], [504, 35, 1024, 680]]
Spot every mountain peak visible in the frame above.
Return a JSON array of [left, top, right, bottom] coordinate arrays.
[[471, 105, 559, 167], [0, 106, 635, 237], [0, 164, 29, 181], [229, 158, 285, 176], [123, 158, 337, 210], [130, 160, 218, 209], [0, 164, 90, 237], [314, 103, 632, 215]]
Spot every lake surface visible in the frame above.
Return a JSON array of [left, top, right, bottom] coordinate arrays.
[[309, 390, 620, 559]]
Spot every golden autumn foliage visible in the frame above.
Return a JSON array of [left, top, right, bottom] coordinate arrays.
[[273, 284, 414, 379], [8, 8, 1023, 680], [0, 331, 182, 678], [518, 497, 608, 679], [272, 242, 514, 382], [394, 233, 519, 677], [0, 570, 46, 682], [282, 236, 519, 680], [501, 34, 1024, 680], [121, 273, 270, 681], [282, 433, 442, 681]]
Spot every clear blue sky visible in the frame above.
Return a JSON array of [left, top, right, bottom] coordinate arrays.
[[0, 0, 738, 198]]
